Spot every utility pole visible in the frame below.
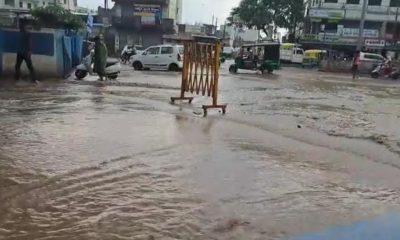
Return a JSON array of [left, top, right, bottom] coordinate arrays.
[[357, 0, 368, 51], [222, 21, 227, 40], [396, 7, 399, 59]]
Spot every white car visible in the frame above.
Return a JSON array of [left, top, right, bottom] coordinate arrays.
[[131, 44, 184, 71], [359, 52, 386, 73]]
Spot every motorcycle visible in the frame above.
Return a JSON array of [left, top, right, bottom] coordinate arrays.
[[370, 62, 399, 80], [75, 51, 121, 80], [120, 46, 137, 64]]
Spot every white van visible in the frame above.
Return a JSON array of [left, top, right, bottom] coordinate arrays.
[[280, 43, 304, 64], [131, 44, 184, 71]]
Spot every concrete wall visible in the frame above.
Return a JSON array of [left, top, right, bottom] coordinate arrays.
[[1, 28, 59, 78], [0, 28, 82, 79]]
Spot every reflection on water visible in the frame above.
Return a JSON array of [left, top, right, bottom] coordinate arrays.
[[1, 71, 400, 239], [0, 83, 206, 239]]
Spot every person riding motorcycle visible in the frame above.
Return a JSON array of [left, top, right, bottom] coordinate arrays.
[[121, 45, 136, 64]]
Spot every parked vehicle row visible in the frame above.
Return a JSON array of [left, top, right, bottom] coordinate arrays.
[[74, 41, 397, 81]]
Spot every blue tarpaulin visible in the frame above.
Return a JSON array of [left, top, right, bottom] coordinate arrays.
[[0, 29, 3, 75], [70, 36, 83, 67], [62, 36, 72, 77]]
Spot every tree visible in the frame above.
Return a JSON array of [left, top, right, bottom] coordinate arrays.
[[228, 0, 273, 36], [278, 0, 306, 42], [229, 0, 305, 41], [31, 5, 84, 31]]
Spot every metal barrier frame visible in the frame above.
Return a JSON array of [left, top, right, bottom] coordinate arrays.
[[171, 37, 227, 117]]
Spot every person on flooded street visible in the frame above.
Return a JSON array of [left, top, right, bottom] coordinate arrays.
[[352, 50, 361, 80], [93, 35, 108, 81], [14, 21, 38, 84]]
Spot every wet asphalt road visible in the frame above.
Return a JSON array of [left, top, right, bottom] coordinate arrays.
[[0, 63, 400, 239]]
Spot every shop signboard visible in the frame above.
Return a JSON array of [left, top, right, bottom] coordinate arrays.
[[309, 9, 344, 19], [134, 4, 162, 25], [365, 39, 386, 47], [341, 28, 379, 38]]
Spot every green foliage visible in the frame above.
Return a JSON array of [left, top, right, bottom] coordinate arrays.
[[31, 5, 84, 31], [229, 0, 305, 39]]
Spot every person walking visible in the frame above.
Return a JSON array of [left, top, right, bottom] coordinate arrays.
[[14, 21, 38, 84], [93, 35, 108, 81], [352, 51, 361, 80]]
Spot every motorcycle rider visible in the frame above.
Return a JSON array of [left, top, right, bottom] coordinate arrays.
[[381, 49, 392, 77], [121, 45, 136, 64]]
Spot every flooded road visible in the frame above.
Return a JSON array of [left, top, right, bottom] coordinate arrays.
[[1, 65, 400, 239]]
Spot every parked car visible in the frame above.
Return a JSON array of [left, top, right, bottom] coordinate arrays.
[[280, 43, 304, 64], [358, 52, 385, 73], [131, 44, 184, 71]]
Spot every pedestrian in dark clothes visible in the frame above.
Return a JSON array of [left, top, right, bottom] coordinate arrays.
[[352, 50, 361, 80], [14, 21, 38, 84]]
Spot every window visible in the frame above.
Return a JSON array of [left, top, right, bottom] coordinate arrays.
[[19, 1, 23, 8], [5, 0, 14, 6], [161, 47, 173, 54], [43, 1, 46, 6], [390, 0, 400, 7], [147, 47, 160, 55], [296, 50, 304, 55], [347, 0, 360, 4], [324, 0, 338, 3], [27, 3, 32, 9], [369, 0, 382, 6], [64, 0, 67, 4]]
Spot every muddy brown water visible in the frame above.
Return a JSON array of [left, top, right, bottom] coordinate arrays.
[[1, 67, 400, 239]]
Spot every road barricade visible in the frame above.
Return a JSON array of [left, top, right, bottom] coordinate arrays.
[[171, 36, 227, 116]]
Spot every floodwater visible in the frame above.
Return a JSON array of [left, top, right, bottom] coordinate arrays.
[[1, 64, 400, 239]]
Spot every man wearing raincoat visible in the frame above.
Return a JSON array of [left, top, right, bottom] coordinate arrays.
[[93, 35, 108, 81]]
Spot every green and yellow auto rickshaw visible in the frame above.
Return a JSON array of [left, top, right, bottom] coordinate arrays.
[[302, 49, 327, 68], [229, 43, 280, 74]]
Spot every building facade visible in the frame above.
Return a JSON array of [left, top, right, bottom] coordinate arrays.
[[99, 0, 183, 54], [0, 0, 77, 11], [303, 0, 400, 52]]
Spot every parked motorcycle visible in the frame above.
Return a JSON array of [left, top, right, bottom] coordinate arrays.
[[370, 62, 399, 80], [75, 51, 121, 80]]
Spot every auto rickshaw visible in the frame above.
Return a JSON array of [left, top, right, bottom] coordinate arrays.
[[302, 49, 327, 68], [229, 43, 280, 74]]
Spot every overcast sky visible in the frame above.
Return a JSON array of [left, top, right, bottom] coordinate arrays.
[[77, 0, 241, 24]]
